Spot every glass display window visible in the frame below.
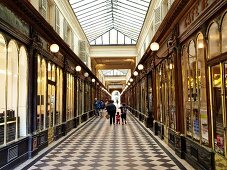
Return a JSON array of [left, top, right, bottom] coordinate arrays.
[[167, 57, 176, 130], [66, 73, 74, 120], [56, 68, 63, 125], [210, 64, 224, 155], [208, 22, 220, 59], [181, 33, 208, 144], [0, 34, 28, 146], [37, 57, 47, 131]]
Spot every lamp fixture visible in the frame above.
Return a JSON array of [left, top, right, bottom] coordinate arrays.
[[138, 64, 144, 70], [150, 42, 159, 51], [133, 71, 138, 76], [91, 78, 95, 82], [50, 44, 59, 53], [84, 72, 89, 77], [129, 78, 133, 82], [128, 82, 130, 85], [75, 66, 81, 72]]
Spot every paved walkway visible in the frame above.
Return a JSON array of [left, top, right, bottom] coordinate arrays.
[[25, 112, 189, 170]]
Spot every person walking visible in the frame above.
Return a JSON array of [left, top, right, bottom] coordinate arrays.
[[120, 103, 127, 124], [93, 98, 100, 116], [106, 100, 116, 125]]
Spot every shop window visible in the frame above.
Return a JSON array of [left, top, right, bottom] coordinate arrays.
[[0, 34, 7, 145], [208, 22, 220, 59], [18, 46, 28, 137], [197, 33, 208, 145], [211, 64, 224, 155], [221, 13, 227, 53], [0, 36, 28, 146], [7, 40, 18, 142], [168, 58, 176, 130], [37, 57, 47, 131], [66, 73, 74, 120], [182, 34, 208, 145], [156, 66, 162, 122], [56, 68, 63, 125]]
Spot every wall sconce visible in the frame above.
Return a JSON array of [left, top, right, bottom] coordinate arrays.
[[75, 66, 81, 72], [169, 63, 173, 70], [150, 42, 159, 51], [129, 78, 133, 82], [84, 72, 89, 77], [198, 42, 204, 49], [133, 71, 138, 76], [138, 64, 144, 70], [50, 44, 59, 53], [92, 78, 95, 82]]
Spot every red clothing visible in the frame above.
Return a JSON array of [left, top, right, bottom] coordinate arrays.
[[116, 114, 120, 124]]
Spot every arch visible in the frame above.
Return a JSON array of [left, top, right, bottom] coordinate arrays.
[[18, 46, 28, 137], [111, 90, 121, 106], [207, 22, 220, 58], [221, 12, 227, 53]]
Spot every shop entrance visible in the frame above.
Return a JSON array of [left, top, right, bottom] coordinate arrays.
[[210, 63, 227, 157]]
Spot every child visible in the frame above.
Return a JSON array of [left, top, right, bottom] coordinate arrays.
[[116, 112, 120, 124]]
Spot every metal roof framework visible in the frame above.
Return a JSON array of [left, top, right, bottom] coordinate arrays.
[[69, 0, 151, 44]]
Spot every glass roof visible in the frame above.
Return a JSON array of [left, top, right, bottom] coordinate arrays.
[[101, 69, 128, 76], [69, 0, 151, 44]]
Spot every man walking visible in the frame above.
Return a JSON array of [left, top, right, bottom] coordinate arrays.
[[106, 100, 116, 125]]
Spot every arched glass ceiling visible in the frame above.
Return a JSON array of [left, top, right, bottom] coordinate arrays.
[[69, 0, 151, 44], [101, 69, 128, 76]]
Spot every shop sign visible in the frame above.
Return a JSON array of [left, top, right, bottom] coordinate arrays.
[[179, 0, 213, 35]]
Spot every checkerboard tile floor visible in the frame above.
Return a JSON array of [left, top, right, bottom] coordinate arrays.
[[28, 113, 186, 170]]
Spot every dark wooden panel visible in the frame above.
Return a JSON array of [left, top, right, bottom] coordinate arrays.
[[184, 138, 214, 170]]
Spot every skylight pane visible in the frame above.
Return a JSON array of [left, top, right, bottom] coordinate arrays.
[[125, 36, 132, 44], [110, 29, 117, 44], [102, 31, 109, 44], [95, 36, 102, 45], [90, 40, 95, 45], [69, 0, 151, 45], [118, 31, 124, 44]]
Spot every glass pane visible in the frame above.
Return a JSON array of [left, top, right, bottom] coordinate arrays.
[[222, 13, 227, 53], [52, 64, 55, 82], [0, 34, 6, 145], [168, 58, 176, 130], [125, 36, 131, 44], [56, 68, 60, 125], [48, 63, 51, 80], [211, 64, 224, 155], [7, 40, 18, 142], [208, 23, 220, 59], [110, 29, 117, 44], [96, 36, 102, 45], [18, 46, 27, 137], [118, 31, 124, 44], [47, 84, 55, 128], [197, 34, 208, 145], [102, 31, 109, 44]]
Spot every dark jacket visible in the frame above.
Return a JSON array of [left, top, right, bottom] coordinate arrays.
[[106, 103, 116, 114]]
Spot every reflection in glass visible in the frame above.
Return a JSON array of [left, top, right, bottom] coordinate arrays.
[[7, 40, 18, 142], [222, 13, 227, 53], [197, 34, 208, 145], [37, 58, 46, 131], [208, 22, 220, 58], [211, 64, 224, 155], [0, 34, 6, 145], [18, 46, 28, 137], [67, 73, 74, 120]]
